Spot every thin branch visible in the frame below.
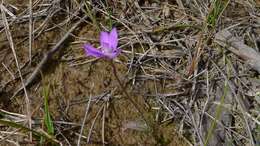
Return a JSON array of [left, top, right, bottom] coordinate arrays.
[[0, 3, 32, 141]]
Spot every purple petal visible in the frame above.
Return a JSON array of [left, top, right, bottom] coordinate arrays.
[[105, 48, 121, 59], [100, 28, 118, 50], [108, 27, 118, 49], [100, 31, 110, 49], [83, 44, 105, 58]]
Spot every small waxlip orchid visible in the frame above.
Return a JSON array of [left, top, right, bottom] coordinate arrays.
[[83, 27, 120, 59]]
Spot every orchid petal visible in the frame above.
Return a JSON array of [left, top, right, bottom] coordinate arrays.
[[83, 27, 120, 59], [83, 44, 104, 58], [106, 48, 121, 59], [108, 27, 118, 49], [100, 31, 110, 49]]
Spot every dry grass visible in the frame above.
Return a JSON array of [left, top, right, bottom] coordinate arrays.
[[0, 0, 259, 145]]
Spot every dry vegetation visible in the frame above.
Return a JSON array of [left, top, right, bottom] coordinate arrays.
[[0, 0, 259, 145]]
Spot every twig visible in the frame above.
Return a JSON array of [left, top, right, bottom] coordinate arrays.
[[77, 95, 92, 146], [0, 3, 32, 141], [211, 60, 256, 146], [11, 15, 88, 99], [2, 63, 15, 79], [102, 104, 106, 146], [29, 0, 33, 65], [87, 104, 104, 143], [215, 30, 260, 73]]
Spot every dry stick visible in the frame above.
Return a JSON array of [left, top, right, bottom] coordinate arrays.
[[215, 30, 260, 74], [0, 3, 32, 141], [77, 94, 92, 146], [110, 61, 148, 124], [11, 15, 88, 99], [29, 0, 33, 65], [211, 61, 256, 146], [87, 104, 104, 143], [2, 63, 15, 79], [102, 105, 106, 146]]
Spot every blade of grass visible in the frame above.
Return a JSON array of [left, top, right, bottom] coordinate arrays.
[[0, 119, 40, 137], [0, 119, 59, 144], [103, 0, 113, 30], [204, 55, 230, 146], [204, 80, 228, 146], [43, 85, 54, 135], [83, 1, 100, 31]]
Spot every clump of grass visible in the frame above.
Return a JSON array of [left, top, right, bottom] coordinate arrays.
[[83, 1, 100, 31], [207, 0, 230, 28]]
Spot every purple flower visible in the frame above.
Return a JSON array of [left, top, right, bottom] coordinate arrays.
[[83, 28, 120, 59]]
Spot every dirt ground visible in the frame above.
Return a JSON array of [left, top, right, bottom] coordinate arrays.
[[0, 0, 260, 146], [0, 1, 189, 145]]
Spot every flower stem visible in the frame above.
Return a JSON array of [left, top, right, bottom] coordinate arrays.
[[110, 61, 147, 123]]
